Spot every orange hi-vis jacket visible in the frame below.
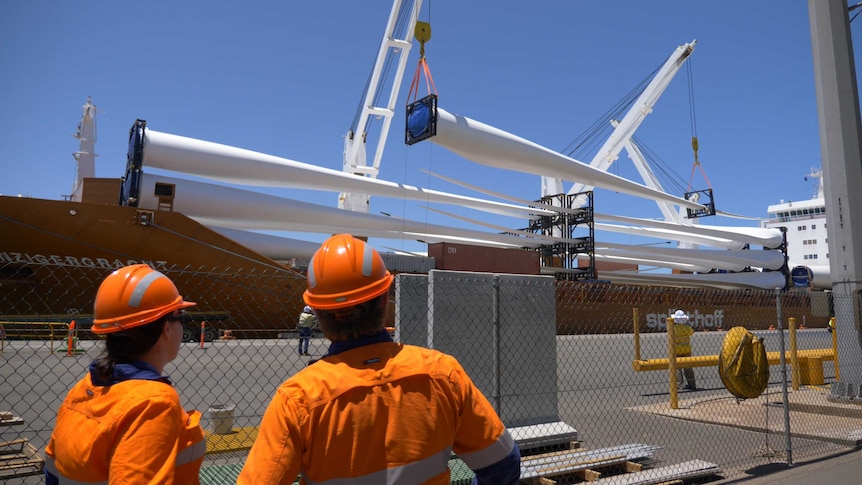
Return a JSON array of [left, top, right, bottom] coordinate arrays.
[[239, 335, 519, 484], [45, 361, 205, 484]]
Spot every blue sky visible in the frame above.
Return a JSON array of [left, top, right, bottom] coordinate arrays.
[[0, 1, 850, 255]]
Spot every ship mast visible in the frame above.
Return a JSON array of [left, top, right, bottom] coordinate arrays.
[[70, 97, 97, 202], [806, 166, 824, 200]]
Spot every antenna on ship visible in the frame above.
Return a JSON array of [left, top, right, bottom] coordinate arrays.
[[804, 166, 823, 200], [69, 97, 98, 202]]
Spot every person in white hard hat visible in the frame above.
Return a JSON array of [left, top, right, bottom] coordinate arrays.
[[297, 305, 316, 356], [672, 309, 697, 390]]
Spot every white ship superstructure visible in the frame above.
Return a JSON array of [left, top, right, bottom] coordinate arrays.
[[762, 168, 829, 287]]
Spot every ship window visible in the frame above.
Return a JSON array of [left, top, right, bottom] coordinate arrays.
[[812, 224, 816, 229], [154, 183, 174, 197]]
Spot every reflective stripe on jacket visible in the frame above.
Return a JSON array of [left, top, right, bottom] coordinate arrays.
[[238, 340, 517, 484], [45, 367, 205, 484], [674, 323, 694, 355]]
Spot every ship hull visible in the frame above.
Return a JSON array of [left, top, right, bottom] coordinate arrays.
[[0, 195, 306, 336]]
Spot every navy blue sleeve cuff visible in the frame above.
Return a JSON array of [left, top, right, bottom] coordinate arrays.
[[471, 441, 521, 485]]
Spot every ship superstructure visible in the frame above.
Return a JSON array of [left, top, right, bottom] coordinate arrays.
[[762, 168, 829, 288]]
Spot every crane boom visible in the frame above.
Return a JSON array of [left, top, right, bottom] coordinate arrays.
[[340, 0, 423, 212], [562, 41, 696, 198]]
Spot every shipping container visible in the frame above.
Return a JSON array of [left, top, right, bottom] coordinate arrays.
[[427, 242, 540, 275]]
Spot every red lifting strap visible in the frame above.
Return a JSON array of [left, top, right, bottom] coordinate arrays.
[[687, 162, 713, 193], [407, 57, 438, 105]]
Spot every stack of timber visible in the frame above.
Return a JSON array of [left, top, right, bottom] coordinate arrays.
[[518, 443, 721, 484], [0, 438, 44, 479]]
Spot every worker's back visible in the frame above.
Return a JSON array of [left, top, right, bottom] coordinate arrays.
[[240, 340, 512, 484]]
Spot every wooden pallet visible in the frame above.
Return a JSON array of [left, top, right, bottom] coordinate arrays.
[[0, 439, 44, 479], [520, 452, 642, 484]]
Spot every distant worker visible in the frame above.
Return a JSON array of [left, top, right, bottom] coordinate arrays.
[[297, 305, 315, 356], [239, 234, 521, 484], [45, 264, 204, 484], [673, 309, 697, 390]]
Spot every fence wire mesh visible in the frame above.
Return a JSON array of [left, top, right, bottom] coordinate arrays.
[[1, 260, 860, 484]]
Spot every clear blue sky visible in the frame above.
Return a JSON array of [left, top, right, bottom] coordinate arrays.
[[0, 1, 851, 255]]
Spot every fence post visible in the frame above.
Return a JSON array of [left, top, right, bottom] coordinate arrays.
[[633, 308, 641, 361], [0, 322, 5, 353], [830, 317, 840, 381], [667, 317, 678, 409], [789, 317, 799, 390], [775, 288, 793, 465], [491, 275, 501, 415]]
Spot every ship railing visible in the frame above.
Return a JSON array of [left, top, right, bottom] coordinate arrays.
[[0, 321, 69, 353]]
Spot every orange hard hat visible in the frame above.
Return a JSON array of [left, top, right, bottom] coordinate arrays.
[[303, 234, 393, 310], [92, 264, 196, 334]]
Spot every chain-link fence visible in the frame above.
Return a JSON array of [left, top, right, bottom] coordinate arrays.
[[2, 260, 860, 484]]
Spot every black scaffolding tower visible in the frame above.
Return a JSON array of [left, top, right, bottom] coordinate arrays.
[[526, 191, 596, 281]]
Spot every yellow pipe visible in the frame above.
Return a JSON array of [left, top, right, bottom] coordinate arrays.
[[789, 317, 799, 390], [633, 308, 641, 361], [632, 348, 835, 372], [667, 317, 678, 410], [831, 317, 840, 381]]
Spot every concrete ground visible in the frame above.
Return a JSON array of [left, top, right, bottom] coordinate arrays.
[[629, 385, 862, 483]]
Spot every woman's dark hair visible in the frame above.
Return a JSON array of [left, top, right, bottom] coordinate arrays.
[[315, 293, 387, 341], [92, 315, 168, 382]]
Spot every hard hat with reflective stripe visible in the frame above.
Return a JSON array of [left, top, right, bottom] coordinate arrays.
[[303, 234, 393, 310], [92, 264, 196, 334]]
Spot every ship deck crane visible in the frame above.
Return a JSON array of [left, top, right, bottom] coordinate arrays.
[[340, 0, 424, 213], [549, 41, 697, 209]]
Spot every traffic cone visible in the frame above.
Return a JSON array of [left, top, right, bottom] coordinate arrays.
[[59, 320, 84, 355]]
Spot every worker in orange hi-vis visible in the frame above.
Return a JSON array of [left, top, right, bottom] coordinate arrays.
[[45, 264, 205, 484], [672, 309, 698, 390], [239, 234, 521, 485]]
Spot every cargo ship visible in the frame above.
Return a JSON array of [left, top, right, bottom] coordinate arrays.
[[1, 0, 825, 335]]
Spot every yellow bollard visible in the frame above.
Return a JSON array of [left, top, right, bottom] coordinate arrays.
[[789, 317, 799, 390], [667, 317, 678, 409]]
